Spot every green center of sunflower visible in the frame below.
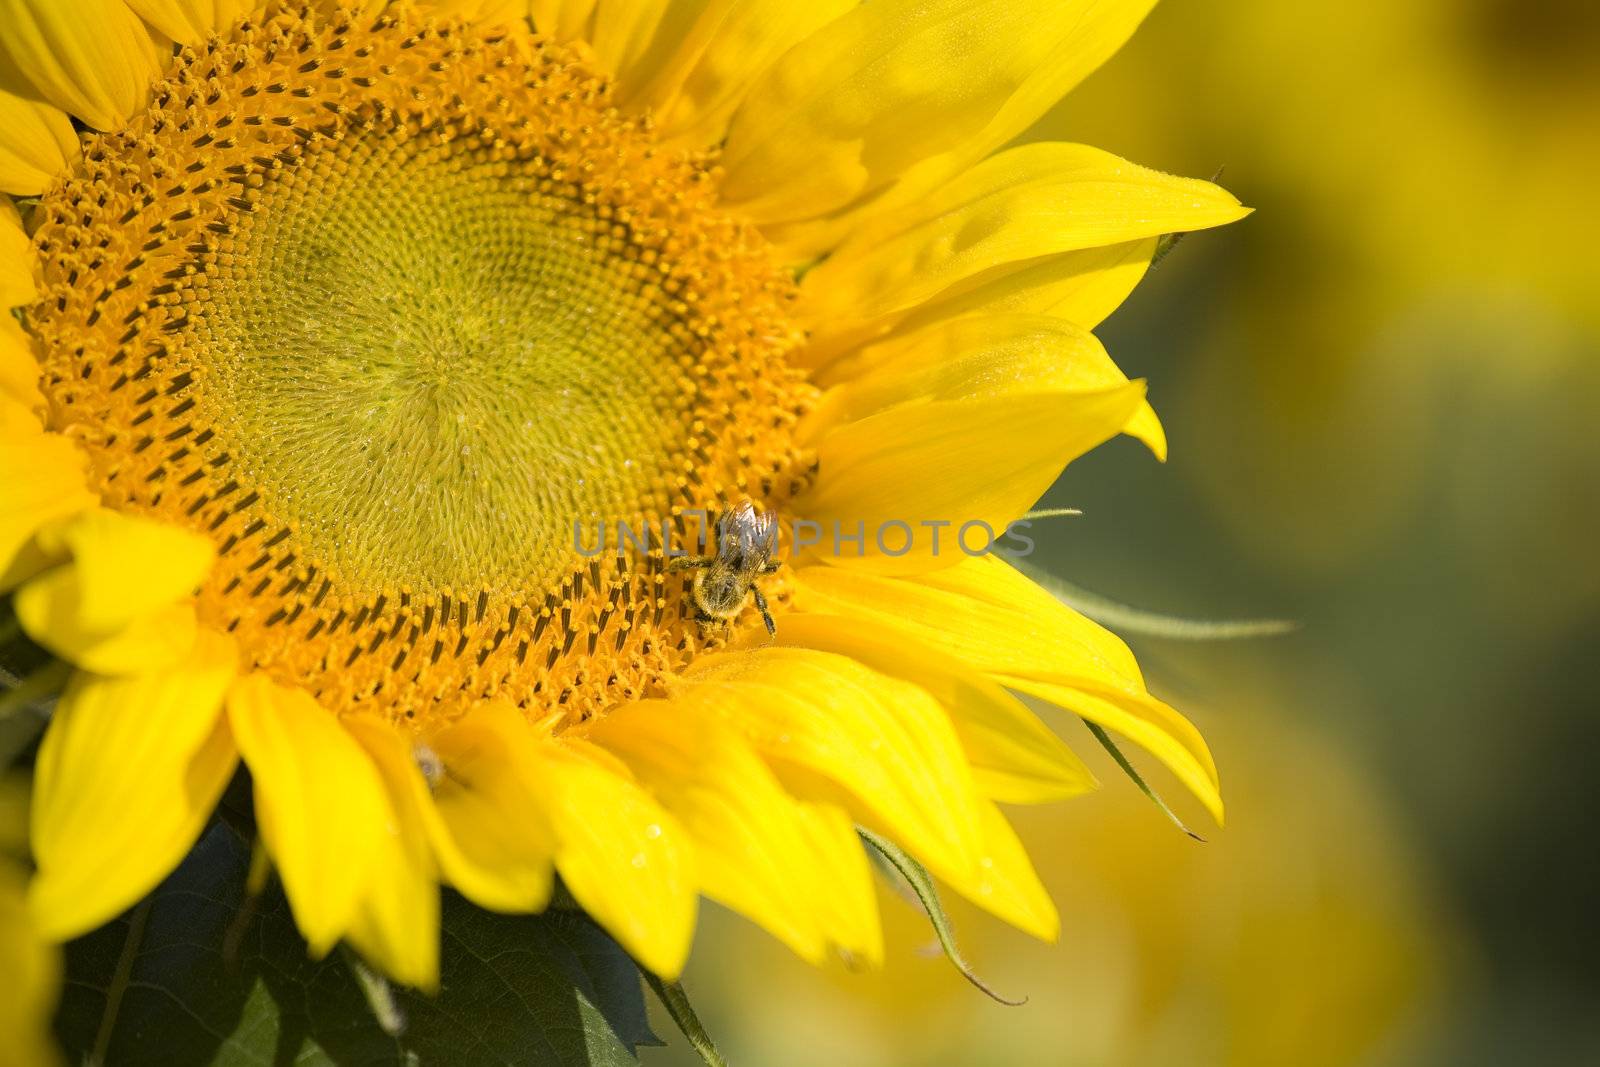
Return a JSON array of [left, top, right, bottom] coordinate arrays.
[[198, 113, 686, 596], [25, 9, 815, 724]]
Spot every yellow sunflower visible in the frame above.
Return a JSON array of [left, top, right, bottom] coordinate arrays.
[[0, 0, 1245, 989]]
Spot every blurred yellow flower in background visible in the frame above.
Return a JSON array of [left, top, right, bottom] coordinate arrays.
[[1037, 0, 1600, 583], [0, 777, 59, 1067]]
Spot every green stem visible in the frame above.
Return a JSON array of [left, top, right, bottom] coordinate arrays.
[[91, 898, 152, 1067], [641, 971, 727, 1067]]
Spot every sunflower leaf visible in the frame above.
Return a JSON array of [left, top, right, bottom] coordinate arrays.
[[55, 819, 658, 1066], [858, 828, 1026, 1007]]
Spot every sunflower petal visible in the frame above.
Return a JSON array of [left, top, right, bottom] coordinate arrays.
[[590, 698, 878, 965], [788, 799, 882, 967], [800, 238, 1157, 371], [800, 142, 1248, 332], [31, 508, 213, 634], [899, 238, 1158, 335], [807, 312, 1165, 458], [122, 0, 252, 44], [343, 715, 441, 993], [0, 0, 163, 131], [587, 0, 677, 86], [0, 861, 59, 1067], [0, 87, 74, 195], [800, 385, 1144, 571], [416, 0, 527, 28], [538, 737, 696, 979], [529, 0, 597, 42], [16, 585, 196, 675], [968, 802, 1058, 941], [15, 508, 213, 673], [767, 614, 1097, 805], [1, 196, 37, 308], [588, 0, 711, 106], [674, 647, 987, 900], [0, 418, 93, 592], [1, 315, 43, 411], [653, 0, 856, 149], [28, 629, 237, 940], [720, 0, 1157, 228], [421, 700, 556, 913], [226, 672, 390, 957], [790, 556, 1224, 824]]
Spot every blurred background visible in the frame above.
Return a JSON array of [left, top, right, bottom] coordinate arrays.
[[655, 1, 1600, 1063]]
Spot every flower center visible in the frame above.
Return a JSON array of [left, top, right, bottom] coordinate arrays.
[[25, 7, 815, 726]]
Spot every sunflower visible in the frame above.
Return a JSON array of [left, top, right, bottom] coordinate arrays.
[[0, 0, 1244, 989]]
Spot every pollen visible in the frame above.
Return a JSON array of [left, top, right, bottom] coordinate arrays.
[[23, 4, 817, 728]]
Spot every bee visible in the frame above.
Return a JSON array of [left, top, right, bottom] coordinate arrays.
[[668, 498, 782, 635]]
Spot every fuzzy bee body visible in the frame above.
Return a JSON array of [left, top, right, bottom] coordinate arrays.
[[669, 499, 781, 635]]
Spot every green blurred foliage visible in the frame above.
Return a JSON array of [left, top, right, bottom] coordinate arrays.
[[652, 1, 1600, 1063]]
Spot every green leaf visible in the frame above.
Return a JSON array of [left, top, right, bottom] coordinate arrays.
[[1014, 560, 1298, 641], [1082, 719, 1205, 842], [857, 828, 1025, 1007], [55, 820, 658, 1066]]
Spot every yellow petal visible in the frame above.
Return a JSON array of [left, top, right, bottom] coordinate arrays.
[[896, 238, 1159, 335], [589, 0, 731, 97], [790, 556, 1224, 824], [226, 672, 389, 957], [788, 799, 882, 967], [0, 0, 163, 131], [807, 312, 1165, 459], [415, 0, 527, 28], [673, 647, 988, 901], [529, 0, 597, 44], [969, 801, 1058, 941], [33, 507, 213, 634], [800, 237, 1157, 371], [343, 715, 440, 992], [767, 614, 1096, 805], [121, 0, 252, 44], [421, 700, 556, 913], [799, 384, 1145, 572], [0, 864, 61, 1067], [652, 1, 857, 149], [16, 584, 196, 675], [0, 85, 75, 195], [15, 508, 213, 673], [1, 195, 37, 308], [589, 698, 879, 965], [29, 629, 237, 940], [1, 314, 43, 411], [800, 142, 1248, 332], [720, 0, 1157, 228], [538, 737, 696, 979], [0, 420, 93, 593], [587, 0, 693, 101]]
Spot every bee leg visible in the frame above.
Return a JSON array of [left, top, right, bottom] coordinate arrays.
[[760, 560, 782, 575], [752, 586, 776, 636], [667, 555, 713, 572]]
